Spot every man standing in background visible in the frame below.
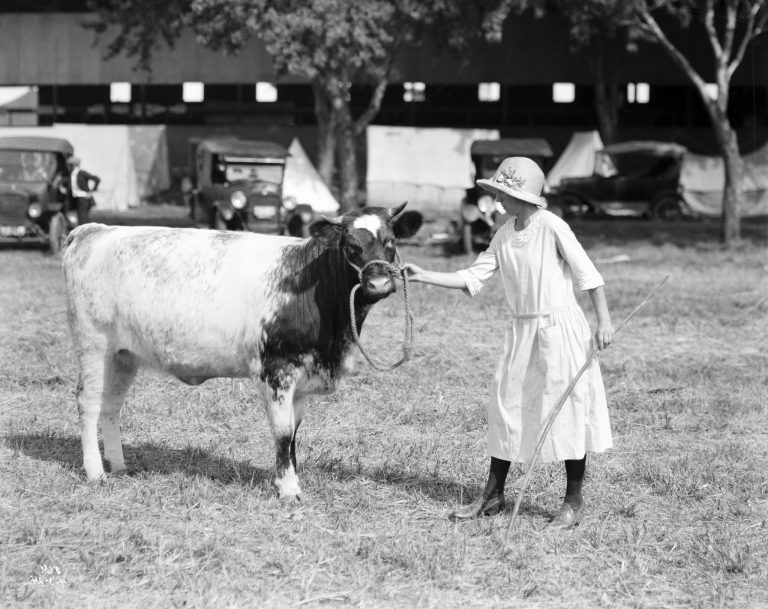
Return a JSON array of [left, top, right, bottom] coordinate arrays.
[[69, 156, 100, 225]]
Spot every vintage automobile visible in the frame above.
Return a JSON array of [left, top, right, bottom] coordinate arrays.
[[549, 140, 689, 220], [184, 138, 315, 236], [460, 138, 554, 254], [0, 136, 77, 253]]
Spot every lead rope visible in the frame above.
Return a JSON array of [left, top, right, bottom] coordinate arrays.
[[347, 250, 414, 372]]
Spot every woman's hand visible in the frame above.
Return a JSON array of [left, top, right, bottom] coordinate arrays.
[[594, 322, 615, 350]]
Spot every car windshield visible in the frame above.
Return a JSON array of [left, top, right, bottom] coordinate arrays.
[[479, 155, 507, 179], [0, 150, 58, 182], [211, 155, 284, 184]]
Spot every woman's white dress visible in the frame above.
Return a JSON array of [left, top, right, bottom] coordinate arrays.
[[456, 210, 612, 463]]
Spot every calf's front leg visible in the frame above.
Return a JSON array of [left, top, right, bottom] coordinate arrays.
[[261, 380, 302, 503]]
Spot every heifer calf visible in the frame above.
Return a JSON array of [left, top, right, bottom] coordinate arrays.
[[62, 203, 421, 501]]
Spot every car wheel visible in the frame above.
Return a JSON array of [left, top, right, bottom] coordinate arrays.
[[558, 194, 584, 217], [462, 223, 474, 255], [48, 212, 67, 255], [651, 196, 683, 221]]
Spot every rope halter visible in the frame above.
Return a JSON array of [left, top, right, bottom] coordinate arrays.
[[344, 249, 414, 372]]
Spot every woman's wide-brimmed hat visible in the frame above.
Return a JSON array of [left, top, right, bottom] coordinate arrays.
[[476, 156, 547, 208]]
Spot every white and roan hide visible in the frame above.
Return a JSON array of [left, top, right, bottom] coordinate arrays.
[[62, 204, 421, 501]]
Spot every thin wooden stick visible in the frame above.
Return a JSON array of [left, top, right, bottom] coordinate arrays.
[[503, 275, 670, 544]]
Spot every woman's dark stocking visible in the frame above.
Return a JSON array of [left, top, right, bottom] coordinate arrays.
[[449, 457, 512, 521], [548, 455, 588, 529], [483, 457, 511, 500], [564, 455, 586, 509]]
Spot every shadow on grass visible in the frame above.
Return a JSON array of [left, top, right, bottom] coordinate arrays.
[[3, 431, 271, 487], [3, 431, 546, 516]]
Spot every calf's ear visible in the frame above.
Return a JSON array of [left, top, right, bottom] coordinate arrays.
[[310, 216, 344, 245], [393, 210, 423, 240]]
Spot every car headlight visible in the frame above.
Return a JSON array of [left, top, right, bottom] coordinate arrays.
[[66, 210, 79, 225], [283, 196, 298, 211], [230, 191, 247, 209], [27, 203, 42, 219], [477, 195, 494, 214], [461, 204, 481, 223]]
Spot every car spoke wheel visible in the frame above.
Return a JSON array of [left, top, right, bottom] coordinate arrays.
[[48, 212, 67, 255], [652, 196, 682, 221]]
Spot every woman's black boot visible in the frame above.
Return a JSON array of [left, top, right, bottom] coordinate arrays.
[[450, 457, 510, 520], [548, 455, 587, 529]]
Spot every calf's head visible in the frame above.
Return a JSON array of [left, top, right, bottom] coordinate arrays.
[[309, 202, 422, 301]]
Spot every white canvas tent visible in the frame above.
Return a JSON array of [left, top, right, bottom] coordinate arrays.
[[0, 124, 169, 211], [366, 125, 500, 215], [681, 144, 768, 217], [283, 138, 339, 215], [547, 130, 614, 188]]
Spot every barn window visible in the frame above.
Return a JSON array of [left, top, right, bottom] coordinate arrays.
[[404, 82, 425, 103], [110, 82, 131, 103], [627, 83, 650, 104], [183, 82, 204, 103], [478, 82, 501, 102], [552, 82, 575, 103], [255, 82, 278, 102]]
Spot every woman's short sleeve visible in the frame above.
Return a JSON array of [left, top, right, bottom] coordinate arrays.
[[456, 241, 499, 297], [552, 217, 604, 291]]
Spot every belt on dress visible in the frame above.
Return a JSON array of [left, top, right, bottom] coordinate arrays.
[[509, 304, 573, 319]]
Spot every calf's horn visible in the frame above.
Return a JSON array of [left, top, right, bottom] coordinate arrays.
[[387, 201, 408, 220]]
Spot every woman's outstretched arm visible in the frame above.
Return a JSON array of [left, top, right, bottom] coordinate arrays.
[[404, 263, 467, 290]]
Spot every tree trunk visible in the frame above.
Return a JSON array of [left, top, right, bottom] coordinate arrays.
[[711, 116, 742, 244], [335, 101, 359, 212], [312, 82, 336, 187], [588, 50, 619, 145]]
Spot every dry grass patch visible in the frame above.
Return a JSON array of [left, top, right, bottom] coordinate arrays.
[[1, 218, 767, 608]]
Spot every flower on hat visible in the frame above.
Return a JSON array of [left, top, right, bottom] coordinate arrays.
[[495, 166, 527, 191]]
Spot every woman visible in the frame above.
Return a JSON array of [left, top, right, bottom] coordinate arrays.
[[405, 156, 614, 529]]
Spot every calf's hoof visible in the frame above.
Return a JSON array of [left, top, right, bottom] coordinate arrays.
[[274, 473, 303, 505], [85, 471, 107, 484], [279, 493, 303, 507]]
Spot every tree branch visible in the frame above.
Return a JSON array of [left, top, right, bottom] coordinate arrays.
[[637, 8, 721, 119], [703, 0, 725, 61], [729, 0, 768, 77], [721, 1, 737, 63], [353, 29, 408, 135]]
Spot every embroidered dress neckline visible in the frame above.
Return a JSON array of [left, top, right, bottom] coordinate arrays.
[[507, 211, 542, 247]]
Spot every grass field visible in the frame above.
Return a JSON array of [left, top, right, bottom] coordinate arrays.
[[1, 211, 767, 608]]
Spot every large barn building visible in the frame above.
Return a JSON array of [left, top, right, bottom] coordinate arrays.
[[1, 2, 766, 197]]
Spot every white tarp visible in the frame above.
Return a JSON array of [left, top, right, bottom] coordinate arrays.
[[128, 126, 170, 200], [680, 144, 768, 217], [283, 137, 339, 215], [0, 124, 170, 211], [547, 130, 612, 188], [366, 125, 499, 214]]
